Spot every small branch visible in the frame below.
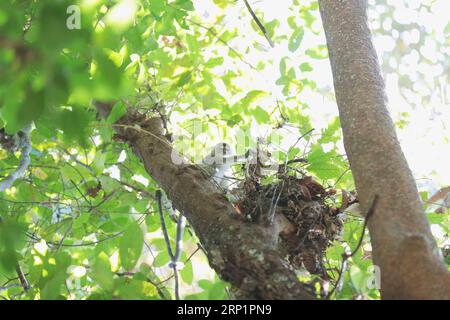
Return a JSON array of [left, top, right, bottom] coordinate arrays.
[[172, 214, 186, 300], [173, 215, 186, 264], [95, 101, 316, 299], [147, 277, 170, 300], [156, 189, 186, 300], [243, 0, 274, 48], [110, 177, 152, 196], [425, 186, 449, 204], [328, 194, 379, 299], [286, 158, 308, 165], [0, 284, 21, 292], [156, 190, 175, 260], [0, 124, 32, 192], [269, 180, 284, 223], [70, 179, 91, 206], [186, 19, 257, 69], [116, 271, 169, 300], [333, 168, 351, 188], [15, 264, 30, 292], [26, 230, 123, 248], [296, 128, 315, 146], [347, 195, 379, 258]]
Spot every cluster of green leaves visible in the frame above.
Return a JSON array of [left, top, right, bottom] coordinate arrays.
[[0, 0, 224, 300]]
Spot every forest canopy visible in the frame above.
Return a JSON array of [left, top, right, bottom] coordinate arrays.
[[0, 0, 449, 300]]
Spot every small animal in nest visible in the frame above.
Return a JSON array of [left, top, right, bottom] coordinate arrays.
[[201, 142, 247, 190]]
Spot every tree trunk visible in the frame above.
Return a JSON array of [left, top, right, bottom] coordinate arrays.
[[318, 0, 450, 299]]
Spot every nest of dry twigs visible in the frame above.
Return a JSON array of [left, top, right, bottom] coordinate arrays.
[[234, 170, 345, 276]]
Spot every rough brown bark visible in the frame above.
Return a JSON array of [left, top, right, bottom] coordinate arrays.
[[318, 0, 450, 299], [95, 102, 315, 300]]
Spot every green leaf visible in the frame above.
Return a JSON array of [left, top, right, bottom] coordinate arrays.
[[150, 0, 166, 16], [208, 281, 227, 299], [275, 75, 288, 86], [287, 16, 297, 29], [147, 37, 159, 50], [153, 251, 170, 267], [174, 0, 194, 11], [251, 106, 270, 124], [105, 46, 127, 67], [40, 252, 72, 300], [186, 34, 199, 52], [288, 27, 304, 52], [205, 57, 224, 68], [176, 71, 192, 87], [213, 0, 228, 9], [119, 221, 144, 270], [306, 45, 328, 59], [300, 62, 313, 72], [0, 219, 27, 272], [306, 144, 346, 180], [90, 252, 115, 291], [319, 117, 341, 144], [264, 19, 279, 39], [279, 57, 288, 75], [427, 213, 446, 225], [137, 63, 146, 84], [237, 90, 269, 110], [60, 106, 90, 147], [180, 261, 194, 284], [198, 279, 213, 290], [92, 152, 106, 175], [107, 101, 127, 124], [444, 21, 450, 34], [349, 265, 370, 294], [72, 212, 90, 229], [60, 164, 81, 181], [116, 278, 158, 299]]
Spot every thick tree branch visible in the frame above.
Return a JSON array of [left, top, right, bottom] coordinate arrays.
[[318, 0, 450, 299], [95, 102, 315, 300]]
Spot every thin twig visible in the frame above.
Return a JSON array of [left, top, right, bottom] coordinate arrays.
[[327, 194, 380, 299], [156, 190, 186, 300], [156, 190, 175, 260], [26, 230, 123, 247], [333, 167, 351, 188], [170, 213, 186, 300], [70, 179, 91, 206], [173, 215, 186, 264], [16, 263, 30, 292], [243, 0, 274, 47], [0, 284, 20, 292], [186, 18, 257, 70]]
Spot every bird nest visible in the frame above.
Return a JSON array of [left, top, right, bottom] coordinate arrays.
[[234, 173, 344, 276]]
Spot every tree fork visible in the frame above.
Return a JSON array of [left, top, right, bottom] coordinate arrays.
[[95, 102, 315, 300]]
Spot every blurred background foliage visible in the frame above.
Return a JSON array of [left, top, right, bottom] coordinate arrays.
[[0, 0, 448, 300]]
